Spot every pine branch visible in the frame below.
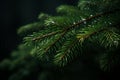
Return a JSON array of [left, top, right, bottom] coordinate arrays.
[[97, 51, 120, 71], [56, 5, 82, 16], [30, 31, 67, 60], [77, 23, 120, 49], [77, 26, 107, 42], [44, 31, 66, 53], [18, 22, 44, 36], [28, 8, 120, 64], [32, 9, 120, 41], [55, 40, 77, 66], [32, 31, 62, 41], [68, 8, 120, 30], [99, 28, 120, 48], [54, 38, 80, 66]]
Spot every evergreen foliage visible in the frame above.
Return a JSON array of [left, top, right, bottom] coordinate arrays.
[[1, 0, 120, 80]]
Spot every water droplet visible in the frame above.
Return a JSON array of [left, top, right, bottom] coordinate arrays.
[[82, 18, 85, 21], [51, 21, 55, 24], [90, 15, 93, 17], [84, 21, 87, 24], [114, 41, 118, 47], [73, 22, 76, 24], [109, 22, 112, 25]]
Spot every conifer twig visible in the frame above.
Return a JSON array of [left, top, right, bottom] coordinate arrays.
[[32, 9, 120, 41], [32, 31, 61, 41], [68, 9, 120, 30]]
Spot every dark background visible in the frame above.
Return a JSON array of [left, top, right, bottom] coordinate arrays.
[[0, 0, 78, 61]]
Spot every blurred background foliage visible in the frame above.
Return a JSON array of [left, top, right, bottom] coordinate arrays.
[[0, 0, 78, 60]]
